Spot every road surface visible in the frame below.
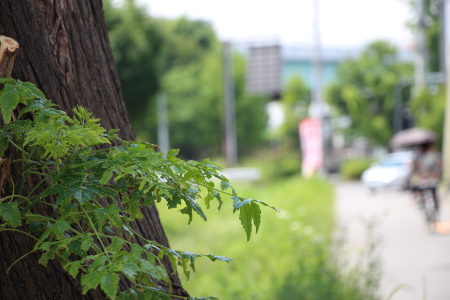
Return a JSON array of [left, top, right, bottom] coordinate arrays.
[[334, 181, 450, 300]]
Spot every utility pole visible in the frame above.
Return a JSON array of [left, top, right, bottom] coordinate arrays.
[[415, 0, 427, 91], [310, 0, 327, 174], [157, 92, 170, 156], [311, 0, 323, 117], [222, 42, 238, 167], [443, 0, 450, 187]]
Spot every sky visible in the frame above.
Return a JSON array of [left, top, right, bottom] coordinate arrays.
[[136, 0, 415, 50]]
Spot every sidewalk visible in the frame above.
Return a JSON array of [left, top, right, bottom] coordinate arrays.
[[334, 181, 450, 300]]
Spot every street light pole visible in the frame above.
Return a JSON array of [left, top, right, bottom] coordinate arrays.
[[415, 0, 427, 92], [157, 92, 170, 156], [442, 0, 450, 187], [222, 42, 238, 167]]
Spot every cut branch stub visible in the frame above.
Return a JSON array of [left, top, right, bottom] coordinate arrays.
[[0, 35, 19, 78]]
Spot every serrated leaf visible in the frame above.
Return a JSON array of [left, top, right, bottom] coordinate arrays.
[[206, 254, 233, 263], [17, 102, 45, 118], [139, 259, 168, 281], [0, 85, 20, 124], [100, 272, 120, 299], [105, 204, 123, 227], [100, 171, 114, 184], [239, 204, 252, 241], [233, 198, 253, 211], [106, 236, 124, 252], [20, 81, 47, 100], [122, 265, 137, 278], [170, 165, 181, 173], [184, 194, 207, 221], [0, 78, 17, 85], [91, 256, 108, 270], [251, 201, 262, 234], [220, 180, 231, 191], [38, 250, 55, 266], [167, 149, 179, 157], [0, 202, 22, 227], [81, 270, 102, 294], [81, 234, 94, 251], [52, 220, 70, 237], [68, 260, 82, 278]]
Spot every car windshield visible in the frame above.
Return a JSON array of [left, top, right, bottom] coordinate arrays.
[[377, 153, 411, 167]]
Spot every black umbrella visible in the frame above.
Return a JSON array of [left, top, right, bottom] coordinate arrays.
[[390, 128, 437, 149]]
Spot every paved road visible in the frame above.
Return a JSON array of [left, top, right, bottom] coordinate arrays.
[[334, 181, 450, 300]]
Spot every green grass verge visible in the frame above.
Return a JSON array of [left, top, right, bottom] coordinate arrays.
[[340, 158, 376, 180], [157, 176, 380, 300]]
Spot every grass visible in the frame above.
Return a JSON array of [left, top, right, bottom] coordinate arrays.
[[156, 176, 381, 300]]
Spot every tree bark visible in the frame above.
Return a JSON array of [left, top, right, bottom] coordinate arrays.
[[0, 1, 188, 299]]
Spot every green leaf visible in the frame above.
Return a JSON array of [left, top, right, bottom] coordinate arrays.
[[68, 260, 82, 278], [81, 234, 94, 251], [106, 236, 124, 253], [28, 221, 46, 233], [81, 270, 102, 294], [0, 85, 20, 124], [167, 149, 179, 157], [233, 198, 253, 211], [0, 202, 22, 227], [184, 194, 207, 221], [52, 220, 70, 237], [139, 259, 168, 281], [239, 204, 252, 241], [220, 180, 231, 191], [0, 78, 17, 85], [205, 254, 233, 263], [38, 250, 55, 266], [20, 81, 47, 100], [100, 272, 120, 300], [251, 201, 262, 234], [100, 171, 114, 184], [105, 204, 123, 227]]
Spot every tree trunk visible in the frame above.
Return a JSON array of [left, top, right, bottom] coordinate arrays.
[[0, 1, 188, 299]]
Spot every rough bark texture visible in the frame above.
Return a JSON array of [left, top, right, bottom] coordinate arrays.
[[0, 1, 188, 299]]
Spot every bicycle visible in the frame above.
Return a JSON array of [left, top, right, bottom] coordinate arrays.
[[416, 179, 439, 232]]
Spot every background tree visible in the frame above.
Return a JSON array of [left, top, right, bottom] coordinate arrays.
[[105, 1, 269, 161], [325, 41, 413, 145], [0, 0, 188, 298], [277, 75, 311, 151], [103, 0, 163, 136], [405, 0, 446, 146]]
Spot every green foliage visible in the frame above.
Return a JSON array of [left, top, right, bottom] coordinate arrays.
[[245, 149, 302, 182], [0, 79, 276, 299], [277, 75, 311, 151], [340, 158, 376, 180], [159, 177, 381, 299], [104, 2, 269, 160], [410, 84, 445, 148], [325, 41, 413, 145], [104, 0, 163, 128]]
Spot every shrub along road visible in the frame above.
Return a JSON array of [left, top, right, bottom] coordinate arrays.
[[335, 181, 450, 300]]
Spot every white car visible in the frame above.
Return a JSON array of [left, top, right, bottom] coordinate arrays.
[[361, 151, 414, 191]]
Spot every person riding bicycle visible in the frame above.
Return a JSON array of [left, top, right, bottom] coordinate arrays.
[[410, 141, 442, 211]]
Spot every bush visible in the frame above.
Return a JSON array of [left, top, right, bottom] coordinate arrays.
[[242, 149, 302, 182], [340, 158, 376, 180]]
